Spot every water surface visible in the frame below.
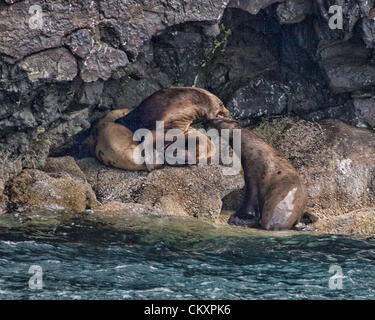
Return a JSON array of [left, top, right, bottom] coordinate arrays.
[[0, 210, 374, 299]]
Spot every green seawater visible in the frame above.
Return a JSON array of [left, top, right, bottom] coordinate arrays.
[[0, 210, 374, 299]]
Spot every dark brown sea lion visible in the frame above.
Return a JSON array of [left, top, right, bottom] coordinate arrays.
[[209, 118, 307, 231], [115, 87, 230, 134], [94, 87, 229, 170]]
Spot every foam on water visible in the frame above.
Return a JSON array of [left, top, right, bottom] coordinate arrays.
[[0, 211, 374, 299]]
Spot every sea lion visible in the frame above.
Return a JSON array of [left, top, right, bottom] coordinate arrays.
[[94, 108, 147, 171], [209, 118, 307, 231], [115, 87, 230, 134], [94, 87, 228, 170], [95, 108, 216, 171]]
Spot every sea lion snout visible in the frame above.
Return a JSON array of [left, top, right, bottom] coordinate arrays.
[[203, 92, 230, 120]]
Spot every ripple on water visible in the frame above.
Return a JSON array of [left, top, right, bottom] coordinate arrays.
[[0, 213, 374, 299]]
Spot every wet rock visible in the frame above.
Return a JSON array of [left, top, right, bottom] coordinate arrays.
[[19, 48, 78, 82], [8, 169, 100, 213], [309, 207, 375, 237], [92, 201, 166, 216], [77, 158, 245, 219]]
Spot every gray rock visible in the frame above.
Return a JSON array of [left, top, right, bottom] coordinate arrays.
[[276, 0, 312, 24], [319, 41, 375, 93], [79, 81, 104, 106], [202, 23, 221, 37], [19, 48, 77, 82], [77, 158, 245, 219], [228, 78, 289, 123], [0, 1, 99, 60], [353, 98, 375, 128], [254, 118, 375, 216], [65, 29, 130, 83], [361, 17, 375, 48], [80, 44, 129, 82], [64, 29, 96, 59], [99, 0, 230, 58], [228, 0, 284, 14]]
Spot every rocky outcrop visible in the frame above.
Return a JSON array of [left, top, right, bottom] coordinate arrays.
[[2, 0, 375, 184], [3, 155, 244, 220], [1, 1, 375, 236], [7, 156, 100, 212], [77, 158, 244, 219], [8, 168, 99, 213], [3, 118, 375, 237], [0, 0, 230, 183]]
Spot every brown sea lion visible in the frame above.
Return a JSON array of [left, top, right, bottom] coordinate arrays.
[[115, 87, 230, 142], [94, 87, 228, 170], [94, 108, 147, 171], [209, 118, 307, 231], [95, 108, 216, 171]]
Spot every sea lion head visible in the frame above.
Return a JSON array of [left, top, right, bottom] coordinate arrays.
[[205, 97, 230, 120], [194, 88, 230, 120]]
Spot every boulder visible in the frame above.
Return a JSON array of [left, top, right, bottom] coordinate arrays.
[[8, 168, 100, 213], [65, 29, 129, 82], [77, 158, 245, 219], [227, 77, 288, 123]]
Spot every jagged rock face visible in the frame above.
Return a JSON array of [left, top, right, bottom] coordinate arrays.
[[0, 0, 230, 182], [19, 48, 78, 82], [228, 0, 283, 14], [1, 0, 375, 186]]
